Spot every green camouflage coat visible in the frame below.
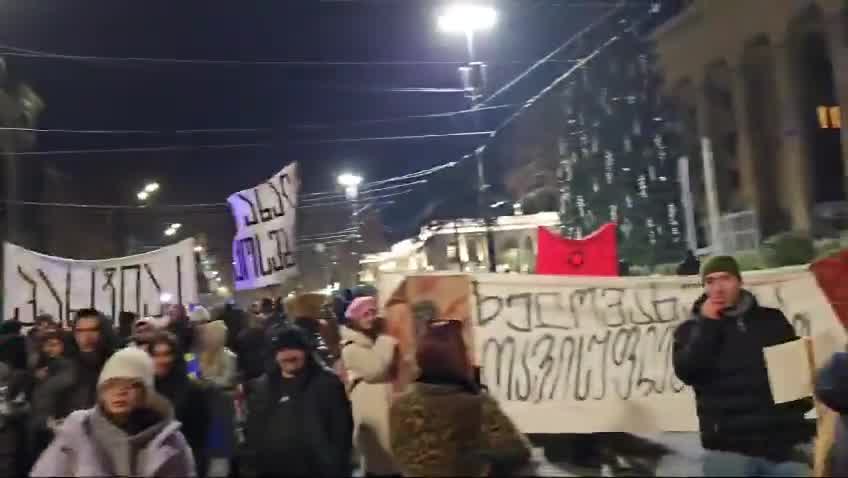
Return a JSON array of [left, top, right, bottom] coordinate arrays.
[[390, 382, 530, 477]]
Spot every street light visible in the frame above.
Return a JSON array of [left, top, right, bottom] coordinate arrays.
[[144, 182, 160, 193], [137, 191, 150, 201], [438, 3, 498, 273], [164, 227, 176, 237], [170, 223, 182, 230], [338, 173, 363, 200]]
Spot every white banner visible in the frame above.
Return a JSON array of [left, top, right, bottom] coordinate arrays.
[[227, 162, 299, 291], [4, 239, 198, 325], [379, 267, 846, 434]]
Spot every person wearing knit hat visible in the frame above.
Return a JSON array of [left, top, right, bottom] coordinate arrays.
[[339, 295, 400, 476], [30, 347, 197, 477], [242, 324, 353, 477], [673, 255, 815, 476], [700, 255, 741, 282]]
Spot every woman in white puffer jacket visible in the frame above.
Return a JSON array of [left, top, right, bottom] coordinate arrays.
[[340, 296, 400, 477]]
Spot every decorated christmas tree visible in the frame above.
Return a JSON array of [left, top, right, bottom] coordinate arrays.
[[556, 18, 686, 267]]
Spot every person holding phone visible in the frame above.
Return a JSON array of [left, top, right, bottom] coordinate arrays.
[[673, 256, 814, 476]]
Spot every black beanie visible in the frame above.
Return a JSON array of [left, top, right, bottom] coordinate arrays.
[[270, 326, 311, 352]]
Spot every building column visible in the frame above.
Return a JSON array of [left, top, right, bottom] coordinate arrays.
[[729, 63, 761, 219], [772, 42, 812, 232], [823, 12, 848, 194]]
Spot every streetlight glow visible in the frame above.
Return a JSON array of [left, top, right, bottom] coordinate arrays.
[[170, 223, 182, 230], [337, 173, 363, 188], [194, 245, 204, 252], [164, 228, 176, 237], [144, 182, 160, 193], [438, 4, 497, 33], [137, 191, 150, 201]]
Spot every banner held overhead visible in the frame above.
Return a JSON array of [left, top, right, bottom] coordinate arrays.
[[3, 239, 198, 326], [227, 161, 300, 291]]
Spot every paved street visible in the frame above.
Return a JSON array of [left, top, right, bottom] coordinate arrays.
[[531, 433, 705, 477]]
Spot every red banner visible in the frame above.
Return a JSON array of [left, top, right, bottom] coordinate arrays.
[[535, 223, 618, 276], [810, 248, 848, 328]]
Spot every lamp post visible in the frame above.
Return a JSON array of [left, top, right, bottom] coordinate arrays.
[[438, 3, 498, 272], [337, 173, 364, 287]]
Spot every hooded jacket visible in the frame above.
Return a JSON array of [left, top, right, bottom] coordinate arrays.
[[243, 340, 353, 477], [672, 290, 815, 460], [154, 344, 211, 477], [65, 314, 119, 413], [30, 394, 195, 477]]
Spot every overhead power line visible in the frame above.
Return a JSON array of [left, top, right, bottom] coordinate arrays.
[[8, 131, 493, 157], [0, 42, 536, 68], [479, 1, 626, 108]]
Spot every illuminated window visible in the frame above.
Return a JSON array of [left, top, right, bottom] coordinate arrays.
[[818, 106, 841, 129]]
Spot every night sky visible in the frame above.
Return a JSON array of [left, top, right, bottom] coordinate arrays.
[[0, 0, 614, 236]]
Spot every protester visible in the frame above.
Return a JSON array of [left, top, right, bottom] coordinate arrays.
[[148, 331, 211, 478], [27, 330, 75, 459], [128, 316, 167, 351], [235, 312, 269, 381], [30, 347, 196, 477], [166, 304, 194, 352], [217, 302, 247, 350], [66, 309, 118, 412], [286, 293, 335, 366], [814, 351, 848, 476], [242, 325, 353, 477], [198, 320, 238, 390], [390, 320, 531, 477], [340, 296, 399, 477], [0, 327, 30, 477], [672, 255, 814, 476], [26, 314, 58, 368]]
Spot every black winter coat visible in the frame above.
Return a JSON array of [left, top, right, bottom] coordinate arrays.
[[673, 292, 814, 461], [243, 359, 353, 477], [815, 352, 848, 475]]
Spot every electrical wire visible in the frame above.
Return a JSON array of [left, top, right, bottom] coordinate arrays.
[[478, 1, 626, 108], [9, 131, 493, 157], [0, 42, 529, 67]]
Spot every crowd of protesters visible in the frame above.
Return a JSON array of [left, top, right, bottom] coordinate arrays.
[[0, 287, 531, 477]]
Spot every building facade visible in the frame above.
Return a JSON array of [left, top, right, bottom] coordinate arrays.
[[653, 0, 848, 237]]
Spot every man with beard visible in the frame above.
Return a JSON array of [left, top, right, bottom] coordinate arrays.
[[65, 309, 118, 413]]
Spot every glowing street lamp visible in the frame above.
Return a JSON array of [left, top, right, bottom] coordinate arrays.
[[164, 227, 176, 237], [338, 173, 363, 200], [438, 4, 497, 33], [144, 182, 160, 193], [137, 191, 150, 201], [170, 223, 182, 230]]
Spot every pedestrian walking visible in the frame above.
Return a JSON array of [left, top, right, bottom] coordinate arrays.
[[148, 331, 212, 478], [340, 296, 400, 477], [242, 325, 353, 477], [27, 329, 75, 460], [30, 347, 196, 477], [390, 320, 530, 477], [672, 256, 815, 476], [65, 309, 118, 413], [197, 320, 238, 477]]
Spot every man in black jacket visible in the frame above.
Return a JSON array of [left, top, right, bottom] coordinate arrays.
[[243, 325, 353, 477], [673, 256, 814, 476]]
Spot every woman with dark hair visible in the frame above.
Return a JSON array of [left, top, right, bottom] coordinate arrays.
[[390, 320, 531, 477], [147, 331, 211, 478]]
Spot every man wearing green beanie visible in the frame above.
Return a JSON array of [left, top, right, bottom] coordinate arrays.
[[673, 255, 814, 476]]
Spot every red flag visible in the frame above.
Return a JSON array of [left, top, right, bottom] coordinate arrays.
[[535, 223, 618, 276], [810, 249, 848, 329]]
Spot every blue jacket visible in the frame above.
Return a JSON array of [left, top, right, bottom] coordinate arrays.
[[816, 352, 848, 476]]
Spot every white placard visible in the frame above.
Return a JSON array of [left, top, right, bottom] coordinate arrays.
[[765, 338, 814, 404], [4, 239, 198, 325], [227, 162, 299, 291], [378, 267, 846, 434]]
